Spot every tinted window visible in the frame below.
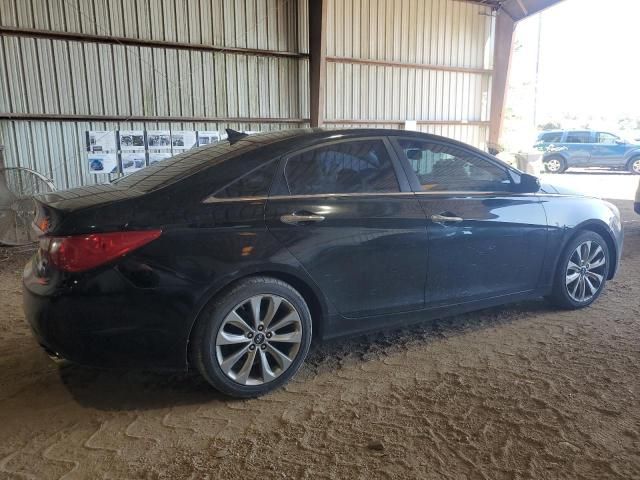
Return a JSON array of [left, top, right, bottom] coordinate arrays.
[[213, 160, 278, 198], [398, 139, 511, 192], [565, 132, 591, 143], [539, 132, 563, 143], [596, 132, 619, 144], [284, 140, 399, 195], [112, 130, 307, 193]]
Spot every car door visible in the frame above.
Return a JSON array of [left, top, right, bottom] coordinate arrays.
[[563, 131, 593, 166], [391, 137, 548, 308], [265, 137, 428, 319], [592, 132, 627, 167]]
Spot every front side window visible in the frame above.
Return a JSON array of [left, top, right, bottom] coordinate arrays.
[[596, 132, 619, 144], [565, 132, 592, 143], [284, 140, 399, 195], [397, 139, 511, 192]]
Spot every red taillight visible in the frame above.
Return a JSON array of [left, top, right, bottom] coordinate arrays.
[[46, 230, 162, 272]]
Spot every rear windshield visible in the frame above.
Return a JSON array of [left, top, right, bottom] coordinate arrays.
[[112, 142, 255, 192], [112, 129, 308, 193]]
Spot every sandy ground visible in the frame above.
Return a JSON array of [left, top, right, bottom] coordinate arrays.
[[0, 201, 638, 480]]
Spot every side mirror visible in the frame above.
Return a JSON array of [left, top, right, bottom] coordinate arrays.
[[513, 173, 540, 194], [615, 139, 626, 145]]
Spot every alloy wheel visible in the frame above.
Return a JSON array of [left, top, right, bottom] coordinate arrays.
[[546, 158, 562, 173], [632, 158, 640, 174], [565, 241, 607, 303], [215, 294, 303, 385]]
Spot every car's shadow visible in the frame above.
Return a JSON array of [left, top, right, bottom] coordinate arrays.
[[560, 169, 635, 176], [58, 298, 550, 411]]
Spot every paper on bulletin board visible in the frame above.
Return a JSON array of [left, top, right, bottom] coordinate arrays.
[[148, 151, 172, 165], [197, 131, 221, 146], [147, 130, 171, 148], [87, 131, 117, 152], [171, 131, 197, 151], [121, 152, 146, 173], [119, 130, 146, 151], [88, 153, 119, 174]]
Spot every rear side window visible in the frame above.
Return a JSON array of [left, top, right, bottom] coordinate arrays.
[[284, 140, 399, 195], [539, 132, 563, 143], [213, 160, 278, 199], [565, 132, 591, 143]]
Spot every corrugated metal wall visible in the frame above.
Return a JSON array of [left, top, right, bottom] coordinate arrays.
[[323, 0, 494, 148], [0, 0, 309, 189], [0, 0, 495, 190]]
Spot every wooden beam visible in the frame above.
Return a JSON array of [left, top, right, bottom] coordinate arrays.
[[488, 10, 515, 147], [309, 0, 327, 128]]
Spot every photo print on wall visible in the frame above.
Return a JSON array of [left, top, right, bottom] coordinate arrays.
[[121, 152, 147, 174], [148, 152, 172, 165], [88, 153, 119, 174], [171, 131, 197, 152], [87, 131, 117, 153], [147, 131, 171, 148], [119, 130, 146, 151], [197, 131, 221, 146]]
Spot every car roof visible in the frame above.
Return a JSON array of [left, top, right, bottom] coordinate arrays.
[[231, 127, 490, 157], [539, 129, 613, 134]]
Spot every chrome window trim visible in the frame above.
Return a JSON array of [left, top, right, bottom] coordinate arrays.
[[203, 195, 270, 203], [413, 190, 513, 196], [203, 190, 529, 203]]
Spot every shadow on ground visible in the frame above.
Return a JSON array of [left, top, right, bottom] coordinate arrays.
[[57, 298, 550, 411]]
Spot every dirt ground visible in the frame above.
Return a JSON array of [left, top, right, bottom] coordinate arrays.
[[0, 201, 638, 480]]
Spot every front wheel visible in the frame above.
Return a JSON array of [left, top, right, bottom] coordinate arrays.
[[549, 231, 609, 309], [191, 276, 312, 398], [627, 156, 640, 175]]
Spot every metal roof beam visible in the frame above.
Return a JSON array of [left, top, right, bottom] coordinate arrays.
[[500, 0, 564, 21], [455, 0, 564, 21]]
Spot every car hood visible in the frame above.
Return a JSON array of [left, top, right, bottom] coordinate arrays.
[[539, 183, 586, 197]]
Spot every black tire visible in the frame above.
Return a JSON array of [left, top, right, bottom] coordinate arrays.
[[627, 155, 640, 175], [190, 276, 312, 398], [543, 155, 566, 174], [548, 231, 610, 310]]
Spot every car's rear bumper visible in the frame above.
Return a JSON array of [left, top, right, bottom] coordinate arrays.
[[22, 257, 198, 370]]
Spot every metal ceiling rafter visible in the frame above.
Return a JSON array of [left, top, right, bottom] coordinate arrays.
[[456, 0, 562, 21]]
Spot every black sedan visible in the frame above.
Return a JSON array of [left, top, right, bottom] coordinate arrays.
[[23, 129, 624, 397]]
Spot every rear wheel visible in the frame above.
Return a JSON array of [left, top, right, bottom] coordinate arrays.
[[191, 276, 312, 398], [627, 156, 640, 175], [543, 156, 566, 174], [549, 231, 609, 309]]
